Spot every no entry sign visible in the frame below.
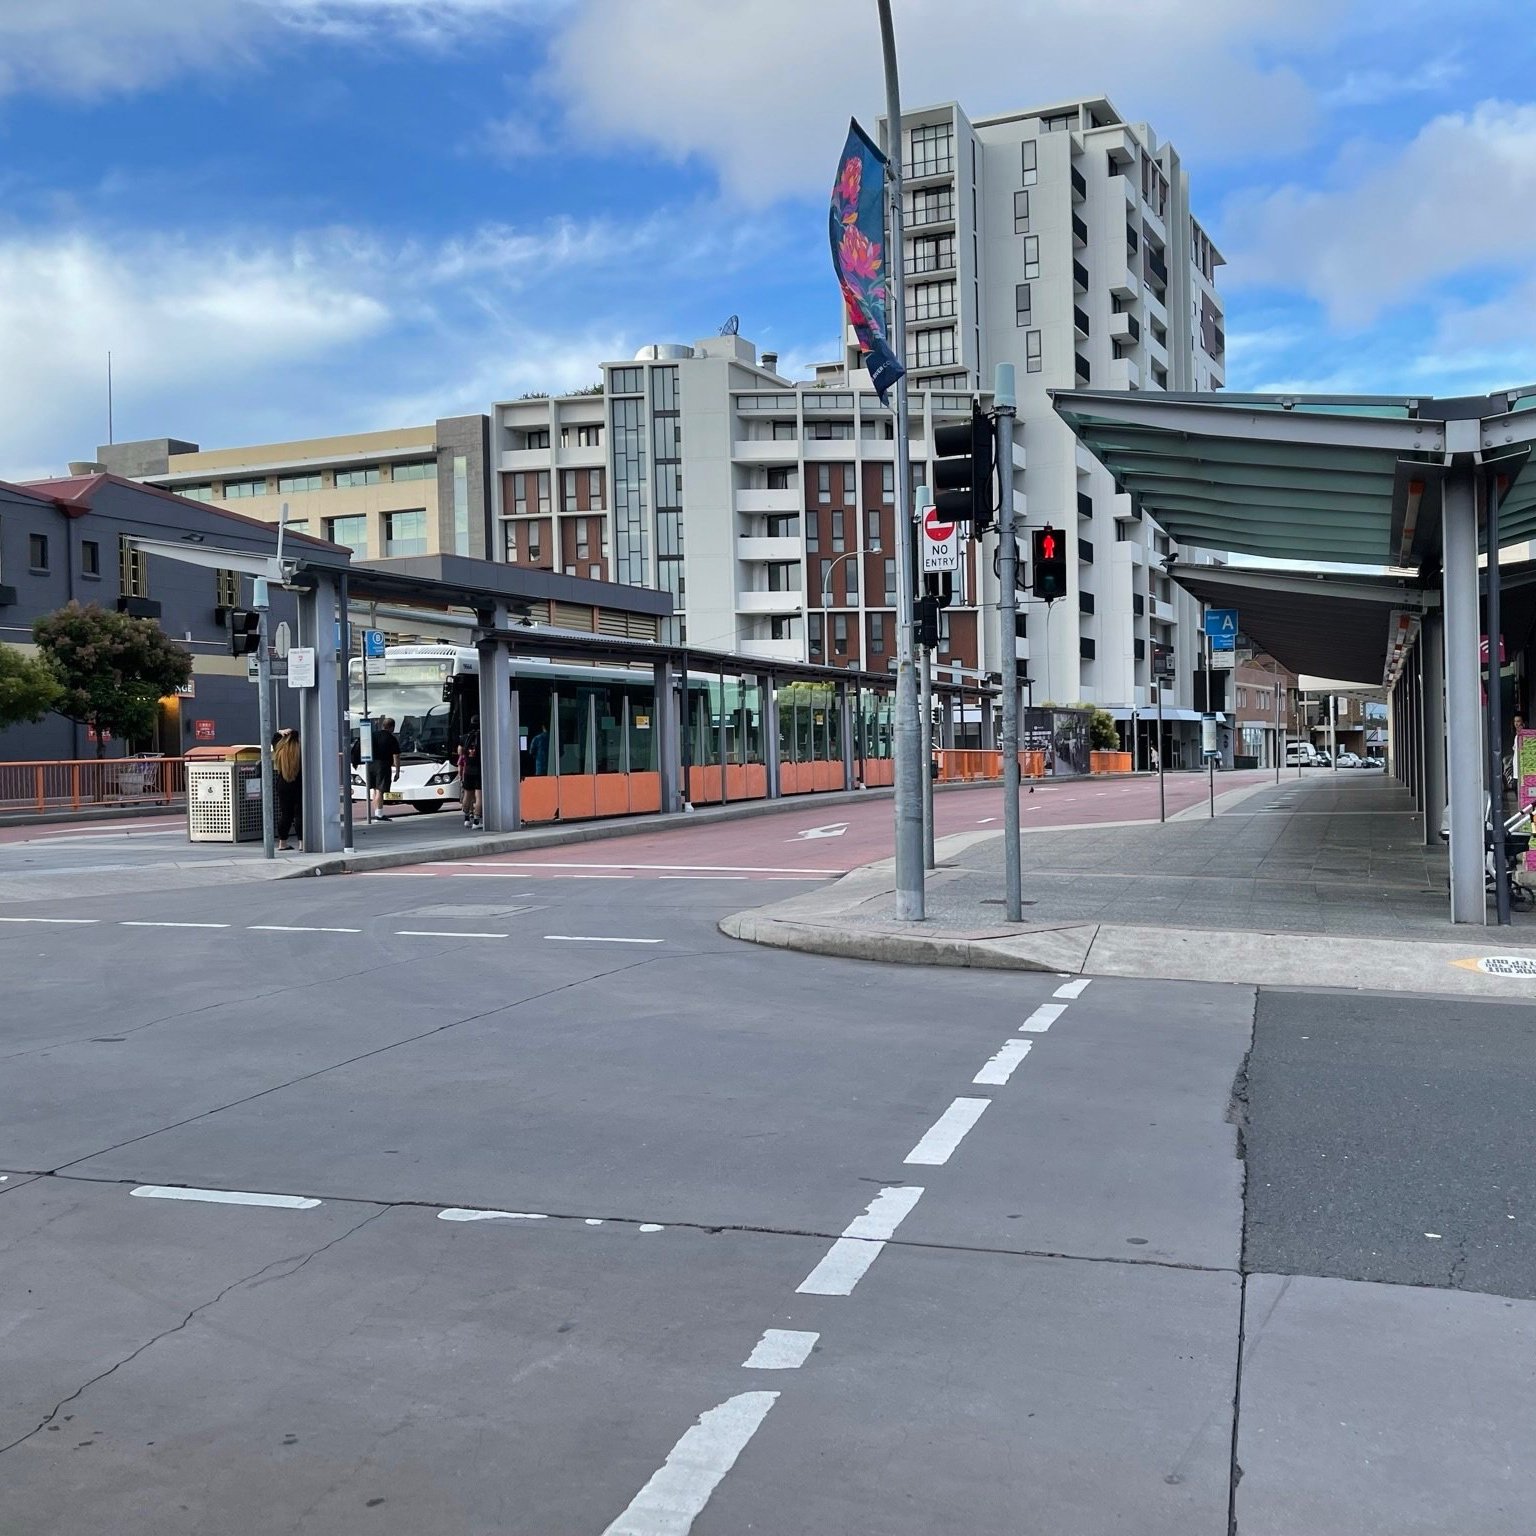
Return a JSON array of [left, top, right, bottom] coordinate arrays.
[[921, 504, 960, 573]]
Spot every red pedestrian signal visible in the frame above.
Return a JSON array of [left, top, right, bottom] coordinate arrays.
[[1032, 525, 1066, 601]]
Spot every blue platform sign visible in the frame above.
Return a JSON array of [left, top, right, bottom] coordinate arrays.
[[363, 629, 386, 659], [1204, 609, 1239, 650]]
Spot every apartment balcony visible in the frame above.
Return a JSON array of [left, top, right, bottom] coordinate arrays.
[[1077, 491, 1093, 520], [1072, 212, 1089, 247], [737, 589, 805, 616], [739, 636, 806, 665], [1145, 249, 1169, 288], [1073, 305, 1091, 340], [736, 536, 803, 563], [554, 444, 605, 467], [1071, 164, 1087, 202], [1074, 354, 1091, 385], [1107, 310, 1139, 343], [1108, 356, 1141, 391], [801, 437, 856, 460], [735, 487, 800, 514], [1116, 538, 1146, 566], [1109, 264, 1140, 303], [1073, 259, 1089, 293], [499, 448, 555, 472], [1153, 597, 1176, 623], [733, 440, 800, 463]]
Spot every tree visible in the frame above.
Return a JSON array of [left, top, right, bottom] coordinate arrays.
[[33, 603, 192, 757], [1087, 705, 1119, 751], [0, 642, 63, 732]]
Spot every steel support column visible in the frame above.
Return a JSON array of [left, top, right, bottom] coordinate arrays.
[[1442, 466, 1487, 922], [1421, 613, 1446, 847], [840, 682, 855, 791], [764, 674, 781, 799], [298, 572, 344, 854], [477, 602, 517, 832], [654, 659, 681, 813]]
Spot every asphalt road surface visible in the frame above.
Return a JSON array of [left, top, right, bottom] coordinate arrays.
[[1, 789, 1531, 1533]]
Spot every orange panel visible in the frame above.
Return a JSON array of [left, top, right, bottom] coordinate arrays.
[[558, 775, 599, 821], [593, 774, 632, 818], [521, 779, 558, 822], [628, 772, 662, 813], [688, 765, 724, 804]]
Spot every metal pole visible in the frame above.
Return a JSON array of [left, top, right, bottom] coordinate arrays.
[[1443, 464, 1487, 923], [253, 576, 275, 860], [1206, 630, 1215, 820], [1330, 692, 1338, 771], [1157, 682, 1166, 823], [920, 636, 935, 869], [878, 0, 923, 918], [995, 365, 1021, 921], [1486, 471, 1510, 925], [338, 574, 354, 852], [1274, 662, 1282, 783]]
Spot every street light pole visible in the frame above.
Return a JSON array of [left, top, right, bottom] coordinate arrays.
[[877, 0, 923, 919], [994, 365, 1022, 921]]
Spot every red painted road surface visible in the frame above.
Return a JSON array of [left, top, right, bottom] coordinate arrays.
[[385, 771, 1277, 883]]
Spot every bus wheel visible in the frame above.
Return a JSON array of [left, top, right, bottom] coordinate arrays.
[[415, 801, 446, 814]]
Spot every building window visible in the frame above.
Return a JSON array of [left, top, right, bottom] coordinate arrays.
[[216, 568, 238, 607], [576, 521, 590, 559], [522, 429, 550, 450], [845, 556, 859, 598], [808, 612, 824, 659], [907, 234, 955, 275], [881, 464, 894, 505], [1026, 330, 1043, 373], [609, 366, 643, 394], [393, 460, 435, 481], [1023, 235, 1040, 280], [587, 468, 604, 509], [223, 477, 267, 498], [278, 473, 322, 493], [843, 464, 856, 499], [29, 532, 49, 572], [771, 419, 797, 441], [806, 515, 819, 553], [334, 467, 381, 488], [1014, 189, 1030, 233], [1015, 282, 1032, 328], [81, 539, 100, 578], [866, 508, 881, 547], [831, 509, 845, 553], [911, 281, 957, 321], [563, 469, 578, 508], [767, 467, 795, 489], [818, 465, 831, 505], [117, 535, 147, 596], [770, 616, 795, 640], [1021, 139, 1038, 186], [884, 558, 897, 605], [503, 524, 519, 562], [528, 523, 543, 561], [909, 122, 954, 177], [325, 515, 368, 557], [909, 186, 954, 225], [833, 614, 849, 653], [181, 484, 213, 502], [577, 424, 603, 447], [912, 329, 957, 368], [384, 509, 427, 557], [870, 612, 886, 651]]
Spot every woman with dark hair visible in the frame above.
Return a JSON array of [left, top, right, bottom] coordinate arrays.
[[272, 728, 302, 850]]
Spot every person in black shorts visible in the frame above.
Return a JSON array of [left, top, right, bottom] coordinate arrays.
[[459, 727, 482, 829], [368, 716, 400, 821]]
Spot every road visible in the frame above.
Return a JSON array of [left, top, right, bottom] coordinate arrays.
[[1, 778, 1531, 1533]]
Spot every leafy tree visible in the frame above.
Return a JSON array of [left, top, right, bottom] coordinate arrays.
[[1087, 705, 1120, 751], [0, 642, 63, 731], [32, 602, 192, 757]]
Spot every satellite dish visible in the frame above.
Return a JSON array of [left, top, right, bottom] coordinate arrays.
[[719, 314, 740, 336]]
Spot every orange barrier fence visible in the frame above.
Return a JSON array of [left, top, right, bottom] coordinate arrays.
[[1090, 750, 1133, 774], [0, 757, 186, 815], [933, 750, 1050, 783]]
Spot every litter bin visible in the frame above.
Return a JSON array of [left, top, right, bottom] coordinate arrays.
[[186, 745, 265, 843]]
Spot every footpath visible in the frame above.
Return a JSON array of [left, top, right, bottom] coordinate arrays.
[[722, 773, 1536, 1000]]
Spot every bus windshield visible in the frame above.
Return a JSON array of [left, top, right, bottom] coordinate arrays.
[[350, 659, 455, 759]]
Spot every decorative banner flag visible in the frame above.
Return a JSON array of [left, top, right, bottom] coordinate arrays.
[[830, 119, 905, 404]]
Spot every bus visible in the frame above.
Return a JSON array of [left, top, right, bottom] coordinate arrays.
[[347, 645, 894, 818]]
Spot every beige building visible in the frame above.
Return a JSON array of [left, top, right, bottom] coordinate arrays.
[[92, 416, 493, 562]]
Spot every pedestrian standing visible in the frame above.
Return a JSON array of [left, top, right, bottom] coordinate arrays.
[[459, 726, 483, 829], [272, 727, 303, 850], [370, 716, 400, 821]]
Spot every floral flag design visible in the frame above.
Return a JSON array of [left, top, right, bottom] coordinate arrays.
[[830, 118, 905, 404]]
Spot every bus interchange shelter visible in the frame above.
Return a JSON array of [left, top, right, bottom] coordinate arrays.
[[277, 552, 988, 854], [1053, 386, 1536, 925]]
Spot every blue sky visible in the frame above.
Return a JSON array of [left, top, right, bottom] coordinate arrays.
[[1, 0, 1531, 479]]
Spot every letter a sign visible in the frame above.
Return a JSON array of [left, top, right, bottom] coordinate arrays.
[[921, 504, 960, 573]]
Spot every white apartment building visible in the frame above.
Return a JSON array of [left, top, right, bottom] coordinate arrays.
[[872, 95, 1227, 728], [493, 334, 1002, 682]]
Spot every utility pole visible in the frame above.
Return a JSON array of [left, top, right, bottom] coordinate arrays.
[[253, 576, 276, 860], [877, 0, 923, 919], [916, 479, 935, 872], [994, 365, 1022, 921]]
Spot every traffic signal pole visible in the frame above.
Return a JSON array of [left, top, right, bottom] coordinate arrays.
[[253, 576, 276, 860], [994, 365, 1022, 922], [877, 0, 924, 920]]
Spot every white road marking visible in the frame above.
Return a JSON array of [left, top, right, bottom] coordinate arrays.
[[1018, 1001, 1068, 1033], [248, 925, 363, 934], [659, 874, 747, 881], [976, 817, 997, 824], [131, 1185, 320, 1210], [0, 916, 99, 925], [796, 1185, 924, 1297], [448, 860, 843, 876], [1054, 977, 1092, 999], [545, 934, 664, 945], [639, 1223, 664, 1232], [973, 1038, 1033, 1086], [585, 1218, 604, 1225], [601, 1391, 779, 1536], [904, 1097, 991, 1165], [438, 1208, 546, 1222], [742, 1329, 819, 1370], [394, 929, 507, 939], [574, 873, 634, 879], [122, 921, 229, 929], [793, 822, 849, 841]]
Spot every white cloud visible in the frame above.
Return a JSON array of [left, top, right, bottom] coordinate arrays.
[[543, 0, 1335, 203], [1223, 100, 1536, 328], [267, 0, 560, 44], [1322, 54, 1462, 108]]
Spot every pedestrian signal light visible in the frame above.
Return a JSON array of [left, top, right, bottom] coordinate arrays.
[[227, 607, 261, 656], [1032, 525, 1066, 601]]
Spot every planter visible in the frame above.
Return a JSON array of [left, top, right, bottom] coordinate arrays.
[[1090, 750, 1133, 775]]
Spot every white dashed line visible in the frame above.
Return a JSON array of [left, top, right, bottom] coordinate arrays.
[[122, 921, 229, 929], [903, 1097, 991, 1165], [249, 925, 363, 934], [1018, 1002, 1068, 1033], [796, 1185, 924, 1297], [659, 874, 748, 881], [972, 1038, 1033, 1086], [437, 1208, 547, 1222], [545, 935, 664, 945], [394, 930, 508, 939], [1053, 978, 1091, 999], [601, 1391, 779, 1536], [574, 873, 635, 880], [131, 1185, 320, 1209], [742, 1329, 819, 1370], [0, 916, 99, 924], [639, 1223, 665, 1232]]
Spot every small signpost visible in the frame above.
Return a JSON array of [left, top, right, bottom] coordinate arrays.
[[194, 719, 216, 742], [364, 628, 388, 679], [920, 505, 960, 574], [286, 646, 316, 689]]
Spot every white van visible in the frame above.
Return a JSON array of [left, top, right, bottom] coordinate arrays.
[[1285, 742, 1321, 766]]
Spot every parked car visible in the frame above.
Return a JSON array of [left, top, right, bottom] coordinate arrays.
[[1336, 751, 1362, 768], [1313, 751, 1332, 766], [1285, 742, 1320, 766]]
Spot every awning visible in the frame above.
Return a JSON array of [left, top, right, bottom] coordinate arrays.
[[1106, 706, 1223, 723]]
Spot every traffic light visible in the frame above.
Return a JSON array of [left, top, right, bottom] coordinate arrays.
[[932, 402, 996, 531], [227, 607, 261, 656], [1031, 525, 1066, 602], [1152, 642, 1175, 682], [923, 571, 952, 609], [916, 593, 941, 650]]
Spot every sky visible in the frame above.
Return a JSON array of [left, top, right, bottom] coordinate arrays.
[[0, 0, 1531, 480]]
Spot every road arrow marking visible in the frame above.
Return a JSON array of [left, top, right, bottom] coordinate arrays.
[[793, 822, 849, 841]]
